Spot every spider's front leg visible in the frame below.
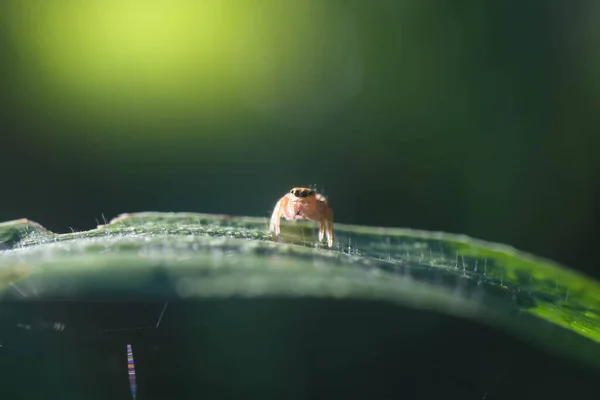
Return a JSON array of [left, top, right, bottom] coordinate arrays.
[[269, 198, 285, 237], [318, 206, 334, 247], [318, 219, 325, 243], [325, 210, 334, 247]]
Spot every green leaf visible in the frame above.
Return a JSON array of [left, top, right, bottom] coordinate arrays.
[[1, 212, 599, 370]]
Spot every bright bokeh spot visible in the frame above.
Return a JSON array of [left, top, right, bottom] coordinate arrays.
[[6, 0, 362, 137]]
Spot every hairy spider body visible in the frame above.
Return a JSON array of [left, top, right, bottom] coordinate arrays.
[[269, 187, 334, 247]]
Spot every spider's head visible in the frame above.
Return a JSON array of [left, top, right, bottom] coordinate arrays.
[[289, 187, 316, 199]]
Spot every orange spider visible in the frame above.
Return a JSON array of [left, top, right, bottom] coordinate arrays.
[[269, 187, 334, 247]]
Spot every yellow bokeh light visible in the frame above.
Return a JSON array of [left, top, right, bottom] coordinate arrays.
[[9, 1, 257, 107], [6, 0, 362, 135]]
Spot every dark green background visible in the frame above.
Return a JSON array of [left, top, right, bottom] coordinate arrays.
[[1, 0, 598, 278]]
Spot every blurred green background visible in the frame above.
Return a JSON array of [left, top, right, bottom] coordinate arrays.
[[0, 0, 598, 276]]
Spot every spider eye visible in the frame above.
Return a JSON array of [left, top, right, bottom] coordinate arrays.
[[309, 191, 315, 196], [294, 190, 301, 197], [301, 190, 308, 197]]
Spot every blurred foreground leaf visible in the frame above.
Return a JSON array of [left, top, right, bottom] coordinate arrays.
[[1, 212, 599, 372]]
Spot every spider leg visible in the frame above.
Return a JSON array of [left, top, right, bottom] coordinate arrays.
[[318, 219, 325, 242], [269, 199, 284, 236], [325, 210, 334, 247], [316, 196, 334, 247], [325, 221, 333, 247]]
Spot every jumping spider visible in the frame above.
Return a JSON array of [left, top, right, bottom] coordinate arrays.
[[269, 187, 334, 247]]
